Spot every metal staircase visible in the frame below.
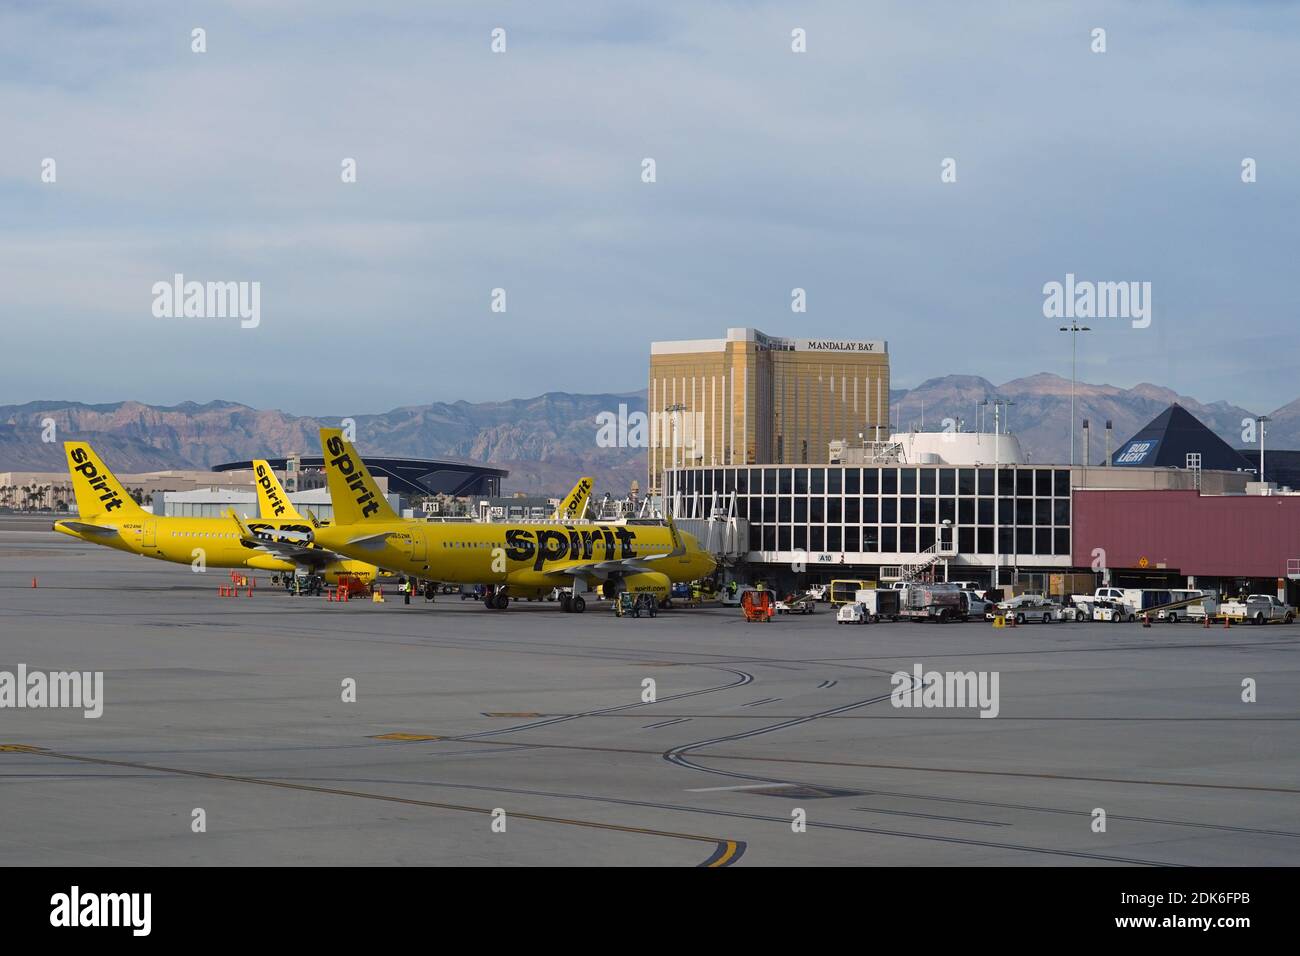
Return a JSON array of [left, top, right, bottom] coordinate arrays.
[[899, 544, 944, 583]]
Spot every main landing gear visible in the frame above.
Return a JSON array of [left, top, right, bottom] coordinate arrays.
[[559, 592, 586, 613], [483, 588, 509, 610]]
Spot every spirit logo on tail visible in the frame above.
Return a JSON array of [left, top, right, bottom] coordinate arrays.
[[69, 447, 124, 512], [255, 463, 288, 516], [325, 435, 382, 518]]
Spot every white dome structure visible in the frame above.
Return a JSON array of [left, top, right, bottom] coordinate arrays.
[[887, 431, 1025, 466]]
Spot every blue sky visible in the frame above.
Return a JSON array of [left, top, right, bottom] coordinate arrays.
[[2, 1, 1297, 416]]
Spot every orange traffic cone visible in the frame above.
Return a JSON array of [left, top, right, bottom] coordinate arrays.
[[31, 577, 37, 588]]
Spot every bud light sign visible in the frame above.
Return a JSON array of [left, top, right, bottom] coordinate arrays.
[[1115, 439, 1160, 465]]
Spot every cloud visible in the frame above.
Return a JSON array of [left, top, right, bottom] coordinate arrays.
[[1, 1, 1296, 414]]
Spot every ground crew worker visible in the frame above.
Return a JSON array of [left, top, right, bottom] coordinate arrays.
[[398, 577, 409, 604]]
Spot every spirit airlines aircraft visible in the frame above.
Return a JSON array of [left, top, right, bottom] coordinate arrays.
[[553, 476, 593, 520], [310, 429, 715, 612], [238, 460, 380, 584], [52, 443, 376, 585]]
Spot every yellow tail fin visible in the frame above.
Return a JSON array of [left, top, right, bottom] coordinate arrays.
[[319, 428, 398, 524], [252, 460, 301, 519], [554, 476, 593, 519], [64, 442, 144, 518]]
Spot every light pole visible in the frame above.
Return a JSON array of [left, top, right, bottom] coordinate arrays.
[[1258, 415, 1271, 482], [979, 398, 1015, 592], [1059, 322, 1091, 465], [662, 402, 686, 502]]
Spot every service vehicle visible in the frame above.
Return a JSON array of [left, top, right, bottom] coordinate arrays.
[[837, 601, 870, 624], [1218, 594, 1295, 625], [1158, 589, 1211, 622], [961, 590, 993, 620], [775, 593, 816, 615], [829, 579, 875, 606], [720, 584, 760, 607], [1071, 586, 1190, 621], [1090, 599, 1128, 622], [896, 582, 964, 622], [997, 593, 1069, 624], [1180, 591, 1217, 621], [806, 583, 829, 602], [741, 589, 775, 622], [853, 588, 902, 622], [615, 592, 658, 618]]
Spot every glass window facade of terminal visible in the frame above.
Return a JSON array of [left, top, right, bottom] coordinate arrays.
[[665, 465, 1071, 560]]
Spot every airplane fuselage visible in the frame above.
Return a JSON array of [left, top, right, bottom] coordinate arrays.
[[54, 513, 373, 582], [312, 519, 715, 592]]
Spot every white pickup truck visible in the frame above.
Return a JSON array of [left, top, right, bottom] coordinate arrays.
[[1218, 595, 1295, 625], [996, 593, 1072, 624]]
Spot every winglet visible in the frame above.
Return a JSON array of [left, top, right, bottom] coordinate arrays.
[[666, 512, 685, 557], [226, 508, 256, 542]]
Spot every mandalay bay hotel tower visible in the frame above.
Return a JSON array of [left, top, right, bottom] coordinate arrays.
[[648, 328, 890, 496]]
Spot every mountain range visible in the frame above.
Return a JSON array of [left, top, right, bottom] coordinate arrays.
[[1, 375, 1293, 494]]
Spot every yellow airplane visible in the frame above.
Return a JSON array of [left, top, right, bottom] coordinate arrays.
[[240, 459, 380, 586], [309, 429, 715, 612], [553, 476, 593, 520], [52, 442, 377, 585]]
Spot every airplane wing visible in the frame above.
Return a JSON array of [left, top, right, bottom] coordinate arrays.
[[225, 509, 335, 569], [242, 535, 335, 569], [553, 555, 673, 579], [57, 521, 118, 536]]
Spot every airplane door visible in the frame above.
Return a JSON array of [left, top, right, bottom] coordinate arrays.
[[410, 530, 426, 563], [142, 520, 156, 549]]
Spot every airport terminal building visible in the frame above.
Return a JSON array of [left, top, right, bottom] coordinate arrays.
[[665, 405, 1300, 599]]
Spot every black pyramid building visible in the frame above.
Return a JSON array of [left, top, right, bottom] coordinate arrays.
[[1110, 403, 1252, 472]]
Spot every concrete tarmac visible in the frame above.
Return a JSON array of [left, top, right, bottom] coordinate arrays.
[[1, 518, 1297, 866]]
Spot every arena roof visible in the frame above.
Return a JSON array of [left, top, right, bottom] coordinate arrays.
[[212, 456, 507, 498]]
